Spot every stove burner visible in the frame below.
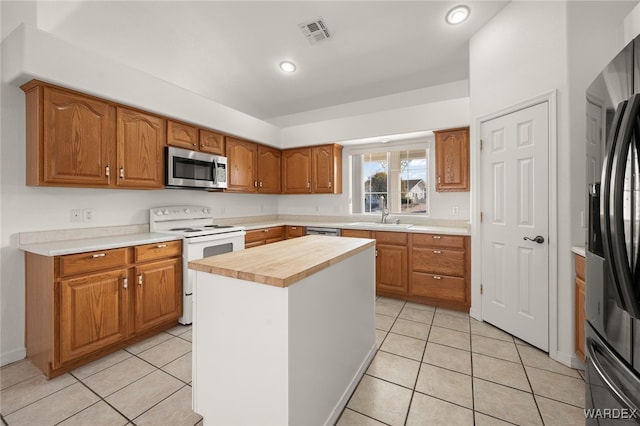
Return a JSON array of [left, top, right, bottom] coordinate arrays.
[[204, 225, 234, 229]]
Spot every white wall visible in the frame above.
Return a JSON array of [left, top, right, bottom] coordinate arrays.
[[469, 0, 635, 367]]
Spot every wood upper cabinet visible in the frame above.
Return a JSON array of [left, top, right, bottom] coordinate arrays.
[[434, 127, 469, 192], [24, 84, 114, 187], [257, 145, 282, 193], [226, 137, 281, 193], [166, 120, 225, 156], [199, 129, 225, 155], [282, 144, 342, 194], [22, 81, 165, 190], [116, 107, 165, 189], [226, 137, 258, 192], [59, 268, 128, 365], [312, 144, 343, 193], [282, 148, 312, 193], [167, 120, 198, 150]]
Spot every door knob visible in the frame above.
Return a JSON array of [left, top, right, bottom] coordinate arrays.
[[523, 235, 545, 244]]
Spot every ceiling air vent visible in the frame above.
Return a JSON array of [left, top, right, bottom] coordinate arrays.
[[299, 17, 331, 44]]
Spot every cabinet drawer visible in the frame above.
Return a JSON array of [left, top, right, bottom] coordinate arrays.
[[245, 240, 265, 249], [135, 240, 182, 263], [263, 227, 285, 240], [286, 226, 305, 238], [60, 248, 128, 277], [245, 229, 266, 244], [411, 272, 467, 304], [412, 248, 465, 277], [374, 231, 407, 245], [341, 229, 372, 238], [575, 255, 585, 281], [412, 233, 465, 249]]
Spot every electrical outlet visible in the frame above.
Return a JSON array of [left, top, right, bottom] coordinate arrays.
[[70, 209, 81, 223], [83, 208, 95, 222], [452, 206, 460, 216]]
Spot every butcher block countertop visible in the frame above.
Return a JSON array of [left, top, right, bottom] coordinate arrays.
[[188, 235, 375, 288]]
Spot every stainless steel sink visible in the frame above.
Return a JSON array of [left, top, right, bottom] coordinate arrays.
[[347, 222, 413, 229]]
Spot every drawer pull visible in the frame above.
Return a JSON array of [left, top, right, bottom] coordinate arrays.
[[433, 275, 442, 280], [137, 274, 143, 286], [291, 227, 297, 230], [433, 250, 442, 254], [123, 277, 128, 289], [432, 236, 441, 239], [90, 253, 106, 258], [156, 244, 168, 248]]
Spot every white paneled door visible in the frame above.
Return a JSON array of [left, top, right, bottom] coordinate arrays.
[[480, 102, 550, 351]]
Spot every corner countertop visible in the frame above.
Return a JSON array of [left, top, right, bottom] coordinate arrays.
[[19, 232, 182, 256], [188, 235, 376, 288], [572, 246, 586, 257]]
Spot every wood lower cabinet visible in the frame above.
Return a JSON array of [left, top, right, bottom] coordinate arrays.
[[410, 233, 470, 310], [434, 127, 469, 192], [575, 254, 586, 363], [285, 226, 305, 239], [25, 240, 182, 378], [245, 226, 286, 248], [376, 232, 408, 296]]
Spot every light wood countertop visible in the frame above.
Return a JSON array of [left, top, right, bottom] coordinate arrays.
[[188, 235, 376, 288]]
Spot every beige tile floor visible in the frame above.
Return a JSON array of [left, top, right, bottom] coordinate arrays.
[[0, 298, 585, 425]]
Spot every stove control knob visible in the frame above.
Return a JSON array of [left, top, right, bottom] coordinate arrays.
[[203, 208, 210, 214], [184, 208, 191, 214], [155, 210, 163, 216], [163, 209, 170, 215]]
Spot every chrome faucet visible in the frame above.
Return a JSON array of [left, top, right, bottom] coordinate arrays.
[[380, 195, 390, 224]]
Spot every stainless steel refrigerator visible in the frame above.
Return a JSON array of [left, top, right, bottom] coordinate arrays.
[[586, 36, 640, 423]]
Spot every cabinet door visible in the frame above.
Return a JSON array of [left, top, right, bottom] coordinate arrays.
[[376, 244, 408, 295], [312, 145, 342, 193], [286, 226, 305, 239], [116, 107, 165, 189], [59, 269, 128, 364], [282, 148, 312, 193], [435, 128, 469, 192], [199, 129, 225, 155], [42, 87, 113, 186], [134, 258, 182, 334], [258, 145, 282, 193], [226, 137, 257, 192], [167, 120, 198, 150]]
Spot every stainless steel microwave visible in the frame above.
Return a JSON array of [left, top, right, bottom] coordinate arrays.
[[165, 147, 227, 189]]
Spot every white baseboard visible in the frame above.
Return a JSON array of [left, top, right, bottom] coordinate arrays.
[[551, 349, 585, 370], [325, 343, 376, 426], [0, 347, 26, 367]]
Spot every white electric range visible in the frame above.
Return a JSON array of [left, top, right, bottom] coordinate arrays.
[[149, 205, 246, 324]]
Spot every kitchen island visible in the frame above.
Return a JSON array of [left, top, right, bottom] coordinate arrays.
[[188, 235, 376, 426]]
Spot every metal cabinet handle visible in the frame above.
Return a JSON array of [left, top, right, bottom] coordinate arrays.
[[123, 277, 128, 289], [433, 250, 442, 254], [328, 181, 332, 188], [432, 276, 442, 280], [106, 166, 110, 184], [119, 167, 124, 179], [523, 235, 545, 244], [90, 253, 106, 258], [254, 180, 258, 187], [438, 176, 441, 184], [306, 181, 310, 188], [137, 274, 143, 286], [156, 244, 167, 248], [432, 235, 441, 239]]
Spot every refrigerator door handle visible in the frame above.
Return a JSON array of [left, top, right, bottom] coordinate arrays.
[[587, 337, 640, 413], [601, 100, 630, 310], [609, 94, 640, 318]]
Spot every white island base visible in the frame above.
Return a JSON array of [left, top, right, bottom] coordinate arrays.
[[191, 238, 375, 426]]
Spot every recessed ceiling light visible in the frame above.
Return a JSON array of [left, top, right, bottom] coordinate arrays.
[[446, 5, 470, 25], [279, 61, 296, 73]]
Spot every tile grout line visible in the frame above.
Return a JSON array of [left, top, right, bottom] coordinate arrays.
[[513, 339, 546, 425]]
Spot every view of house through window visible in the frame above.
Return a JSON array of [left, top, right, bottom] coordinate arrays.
[[351, 146, 428, 215]]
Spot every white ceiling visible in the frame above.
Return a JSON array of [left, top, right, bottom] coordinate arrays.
[[37, 1, 508, 122]]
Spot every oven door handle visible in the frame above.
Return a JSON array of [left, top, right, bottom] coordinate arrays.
[[211, 160, 218, 184], [587, 337, 640, 413]]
